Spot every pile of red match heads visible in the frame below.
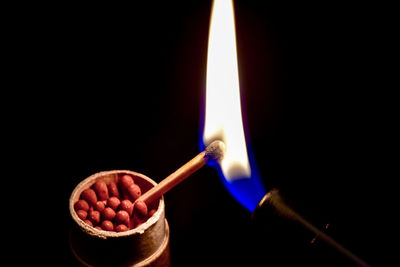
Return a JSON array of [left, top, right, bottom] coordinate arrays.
[[74, 174, 156, 232]]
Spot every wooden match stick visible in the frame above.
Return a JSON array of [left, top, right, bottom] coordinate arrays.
[[136, 140, 225, 205]]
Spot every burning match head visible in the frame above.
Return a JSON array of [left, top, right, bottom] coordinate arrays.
[[205, 140, 226, 161]]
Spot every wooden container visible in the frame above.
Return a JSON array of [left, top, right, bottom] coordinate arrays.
[[69, 170, 170, 267]]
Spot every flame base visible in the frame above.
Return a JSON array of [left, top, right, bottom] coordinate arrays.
[[207, 157, 266, 212]]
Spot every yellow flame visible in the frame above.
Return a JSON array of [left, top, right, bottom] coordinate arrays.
[[204, 0, 250, 181]]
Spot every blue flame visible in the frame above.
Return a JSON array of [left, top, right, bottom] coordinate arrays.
[[200, 139, 266, 212], [199, 85, 266, 211]]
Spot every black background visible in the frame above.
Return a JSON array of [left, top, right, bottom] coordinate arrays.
[[10, 1, 395, 266]]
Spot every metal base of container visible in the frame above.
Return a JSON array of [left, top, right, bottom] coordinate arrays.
[[69, 170, 171, 267], [70, 219, 170, 267]]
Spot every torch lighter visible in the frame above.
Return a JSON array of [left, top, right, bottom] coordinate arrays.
[[252, 189, 371, 267]]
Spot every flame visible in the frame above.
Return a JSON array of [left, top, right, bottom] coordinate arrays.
[[202, 0, 266, 211], [203, 0, 250, 181]]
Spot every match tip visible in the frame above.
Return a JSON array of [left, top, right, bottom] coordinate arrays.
[[205, 140, 226, 161]]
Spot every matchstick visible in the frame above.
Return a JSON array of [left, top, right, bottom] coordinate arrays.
[[136, 140, 225, 205]]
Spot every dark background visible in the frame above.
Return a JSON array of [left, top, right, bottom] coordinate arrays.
[[11, 1, 394, 266]]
